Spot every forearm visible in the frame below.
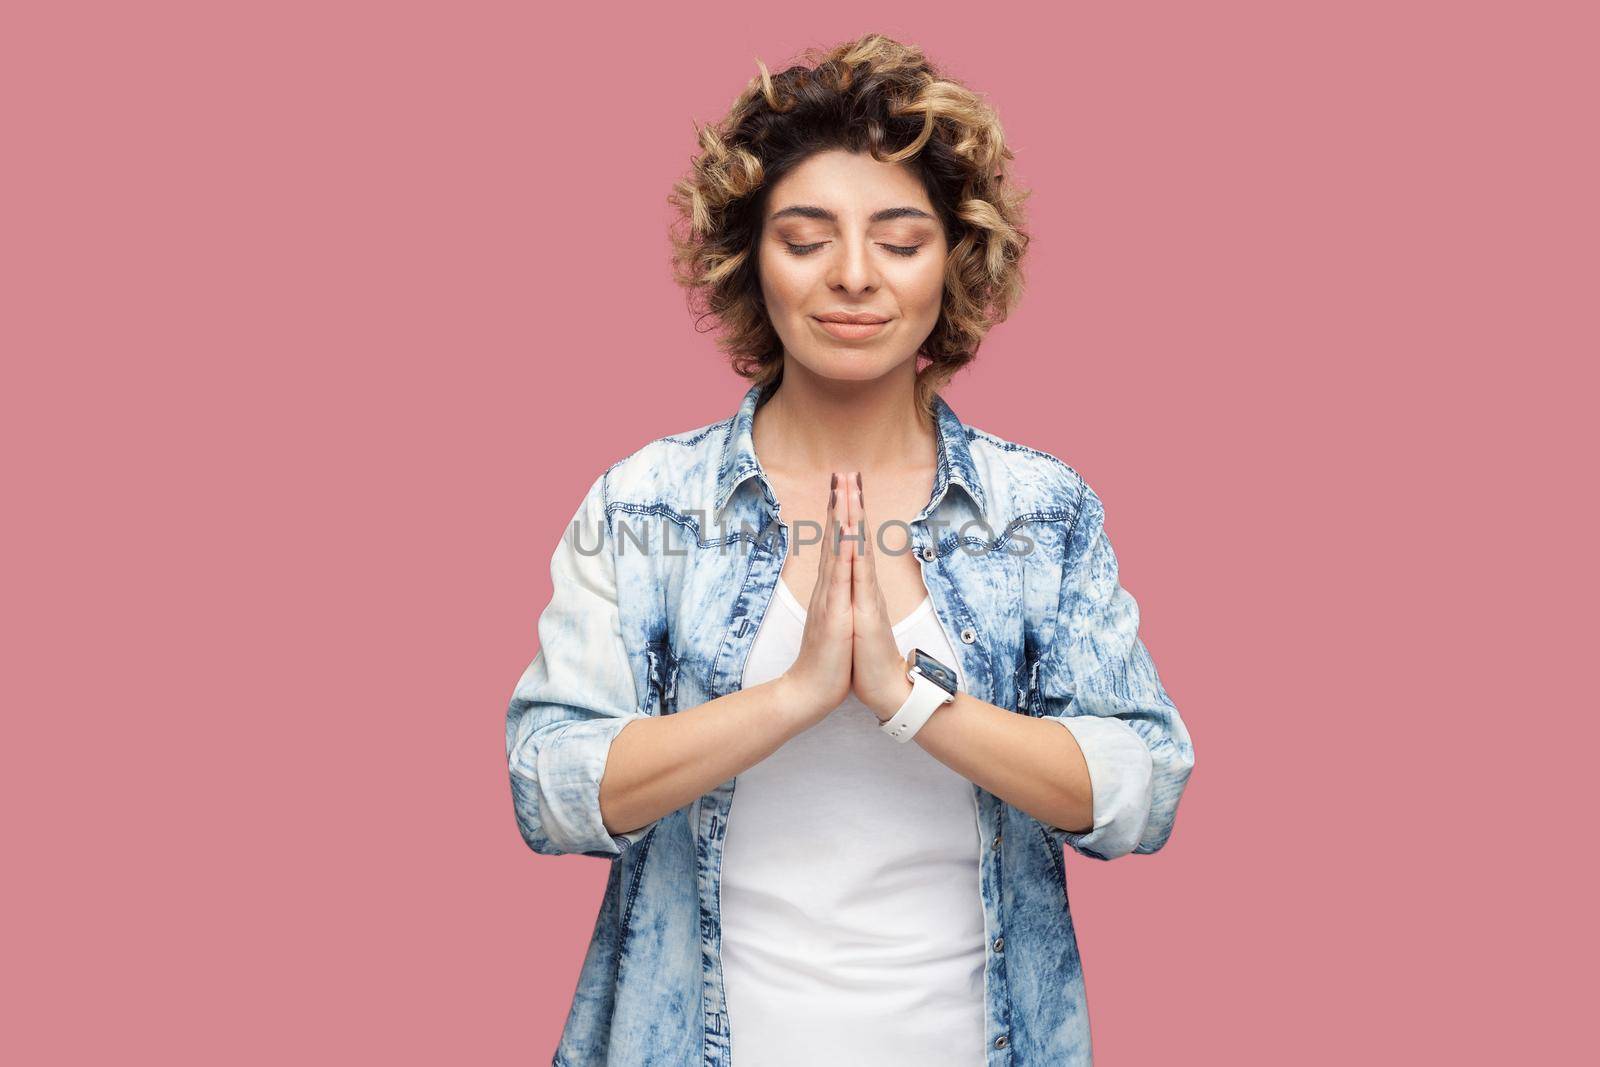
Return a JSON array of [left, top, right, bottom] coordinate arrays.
[[598, 676, 815, 837], [908, 692, 1095, 835]]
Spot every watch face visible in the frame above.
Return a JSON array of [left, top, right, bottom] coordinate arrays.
[[906, 648, 958, 696]]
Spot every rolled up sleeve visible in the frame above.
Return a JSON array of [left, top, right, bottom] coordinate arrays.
[[1034, 482, 1195, 862], [505, 471, 657, 860]]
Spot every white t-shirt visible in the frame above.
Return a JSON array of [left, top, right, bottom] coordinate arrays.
[[721, 576, 987, 1066]]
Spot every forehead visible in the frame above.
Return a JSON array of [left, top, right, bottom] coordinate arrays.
[[765, 149, 933, 216]]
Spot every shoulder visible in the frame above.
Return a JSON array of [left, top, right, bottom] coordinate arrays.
[[961, 419, 1095, 529], [591, 410, 733, 516]]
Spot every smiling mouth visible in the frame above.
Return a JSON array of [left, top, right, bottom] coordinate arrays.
[[812, 314, 891, 325], [812, 316, 891, 339]]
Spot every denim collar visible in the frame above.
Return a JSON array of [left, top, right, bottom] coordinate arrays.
[[712, 379, 987, 519]]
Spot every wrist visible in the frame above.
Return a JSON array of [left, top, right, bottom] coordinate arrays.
[[771, 673, 827, 727], [872, 676, 916, 723]]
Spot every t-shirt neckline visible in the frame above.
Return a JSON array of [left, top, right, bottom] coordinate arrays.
[[775, 575, 934, 636]]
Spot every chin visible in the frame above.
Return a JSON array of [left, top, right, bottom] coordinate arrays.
[[792, 351, 904, 383]]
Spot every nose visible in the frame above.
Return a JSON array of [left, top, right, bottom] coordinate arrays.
[[826, 235, 881, 295]]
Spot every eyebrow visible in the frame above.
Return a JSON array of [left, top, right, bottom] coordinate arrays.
[[768, 204, 937, 224]]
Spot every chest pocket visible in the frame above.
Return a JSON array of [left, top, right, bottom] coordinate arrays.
[[643, 635, 679, 716]]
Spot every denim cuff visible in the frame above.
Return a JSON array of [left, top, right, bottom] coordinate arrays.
[[1045, 715, 1155, 861]]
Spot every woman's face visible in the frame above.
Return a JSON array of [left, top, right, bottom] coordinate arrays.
[[757, 149, 949, 383]]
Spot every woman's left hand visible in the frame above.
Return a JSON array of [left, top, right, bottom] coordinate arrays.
[[845, 471, 914, 721]]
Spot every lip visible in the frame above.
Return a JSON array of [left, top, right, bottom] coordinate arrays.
[[812, 314, 891, 340]]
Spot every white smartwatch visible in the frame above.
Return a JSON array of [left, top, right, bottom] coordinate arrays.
[[879, 647, 958, 742]]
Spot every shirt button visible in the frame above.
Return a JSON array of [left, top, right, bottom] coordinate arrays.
[[994, 1035, 1009, 1049], [919, 545, 936, 562], [993, 936, 1005, 953], [960, 626, 977, 644], [992, 832, 1003, 850]]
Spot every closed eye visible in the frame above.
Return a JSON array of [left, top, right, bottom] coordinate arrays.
[[783, 242, 924, 257]]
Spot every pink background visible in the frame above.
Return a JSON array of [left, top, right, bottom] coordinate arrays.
[[6, 3, 1592, 1063]]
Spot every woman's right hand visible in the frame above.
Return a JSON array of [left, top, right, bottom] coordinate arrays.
[[775, 471, 856, 726]]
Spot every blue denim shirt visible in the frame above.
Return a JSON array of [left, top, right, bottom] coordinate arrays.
[[507, 380, 1196, 1065]]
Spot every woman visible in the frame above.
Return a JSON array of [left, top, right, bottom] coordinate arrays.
[[507, 33, 1196, 1066]]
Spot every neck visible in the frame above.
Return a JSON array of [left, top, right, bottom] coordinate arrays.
[[752, 356, 936, 478]]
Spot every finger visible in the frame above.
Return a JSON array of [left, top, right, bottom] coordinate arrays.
[[809, 471, 838, 616], [844, 470, 857, 575], [829, 470, 853, 617], [848, 471, 882, 629], [858, 471, 891, 615]]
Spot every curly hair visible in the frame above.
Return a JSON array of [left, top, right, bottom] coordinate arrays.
[[667, 33, 1032, 416]]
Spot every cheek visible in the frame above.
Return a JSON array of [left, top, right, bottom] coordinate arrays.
[[757, 247, 806, 313], [902, 257, 947, 315]]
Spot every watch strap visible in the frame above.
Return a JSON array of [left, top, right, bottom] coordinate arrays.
[[880, 673, 953, 743]]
